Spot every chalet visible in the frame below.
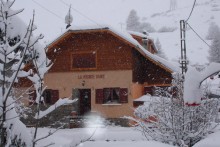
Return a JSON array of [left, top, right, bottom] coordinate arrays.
[[18, 25, 177, 119]]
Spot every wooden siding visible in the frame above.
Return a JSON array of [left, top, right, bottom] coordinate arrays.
[[132, 49, 172, 85], [47, 31, 133, 72]]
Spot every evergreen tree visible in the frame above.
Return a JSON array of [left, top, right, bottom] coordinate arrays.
[[155, 38, 167, 59], [208, 25, 220, 63], [126, 10, 156, 33], [126, 9, 141, 32]]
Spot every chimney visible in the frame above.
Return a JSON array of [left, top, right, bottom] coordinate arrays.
[[142, 37, 148, 50]]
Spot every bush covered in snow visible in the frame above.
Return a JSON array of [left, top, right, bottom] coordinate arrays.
[[132, 73, 220, 147]]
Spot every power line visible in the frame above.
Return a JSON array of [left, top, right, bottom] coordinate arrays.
[[31, 0, 80, 30], [186, 22, 211, 48], [185, 0, 197, 22], [59, 0, 103, 27], [32, 0, 63, 21]]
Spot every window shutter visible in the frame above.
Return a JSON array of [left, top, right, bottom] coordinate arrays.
[[119, 88, 128, 103], [51, 90, 59, 104], [96, 89, 103, 104]]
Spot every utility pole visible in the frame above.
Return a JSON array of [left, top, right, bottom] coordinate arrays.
[[180, 20, 188, 74], [119, 22, 125, 30], [170, 0, 177, 11]]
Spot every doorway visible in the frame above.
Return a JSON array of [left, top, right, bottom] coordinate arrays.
[[72, 89, 91, 115]]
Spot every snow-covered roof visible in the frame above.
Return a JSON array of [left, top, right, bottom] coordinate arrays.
[[48, 25, 179, 73], [128, 30, 155, 41], [128, 30, 149, 38], [128, 30, 159, 53]]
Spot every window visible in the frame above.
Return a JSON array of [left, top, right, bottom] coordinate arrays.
[[72, 52, 96, 69], [144, 86, 153, 95], [29, 89, 59, 105], [96, 88, 128, 104], [103, 88, 120, 103]]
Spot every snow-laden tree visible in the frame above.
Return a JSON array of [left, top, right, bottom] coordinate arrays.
[[126, 10, 155, 33], [29, 52, 75, 147], [0, 1, 77, 146], [126, 9, 141, 32], [131, 72, 219, 147], [155, 38, 167, 59], [207, 25, 220, 63], [0, 0, 45, 146], [24, 29, 76, 147]]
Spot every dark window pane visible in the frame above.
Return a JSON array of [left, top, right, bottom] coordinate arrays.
[[103, 88, 120, 103], [43, 89, 52, 104], [144, 86, 153, 95], [51, 90, 59, 104]]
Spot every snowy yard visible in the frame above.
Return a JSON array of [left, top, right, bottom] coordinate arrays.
[[33, 127, 174, 147], [33, 126, 220, 147]]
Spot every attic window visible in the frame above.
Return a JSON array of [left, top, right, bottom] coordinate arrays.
[[72, 52, 97, 69]]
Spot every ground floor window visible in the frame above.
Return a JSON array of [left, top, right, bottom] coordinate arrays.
[[28, 89, 59, 105], [103, 88, 120, 103], [43, 89, 59, 104], [96, 88, 128, 104]]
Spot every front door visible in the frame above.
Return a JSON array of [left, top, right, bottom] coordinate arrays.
[[79, 89, 91, 115]]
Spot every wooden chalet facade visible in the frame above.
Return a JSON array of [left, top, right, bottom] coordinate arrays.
[[19, 26, 176, 118]]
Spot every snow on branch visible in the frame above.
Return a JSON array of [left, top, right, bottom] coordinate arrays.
[[35, 98, 77, 119], [184, 62, 220, 105]]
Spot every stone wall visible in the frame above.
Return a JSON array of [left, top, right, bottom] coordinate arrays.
[[21, 104, 73, 128], [21, 104, 131, 128]]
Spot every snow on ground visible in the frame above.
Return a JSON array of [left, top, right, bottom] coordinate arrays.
[[193, 128, 220, 147], [32, 127, 174, 147], [79, 141, 174, 147]]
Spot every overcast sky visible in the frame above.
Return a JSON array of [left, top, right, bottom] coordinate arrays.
[[13, 0, 196, 42], [12, 0, 171, 41]]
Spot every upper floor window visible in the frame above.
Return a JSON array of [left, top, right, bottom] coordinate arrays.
[[72, 51, 96, 69]]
